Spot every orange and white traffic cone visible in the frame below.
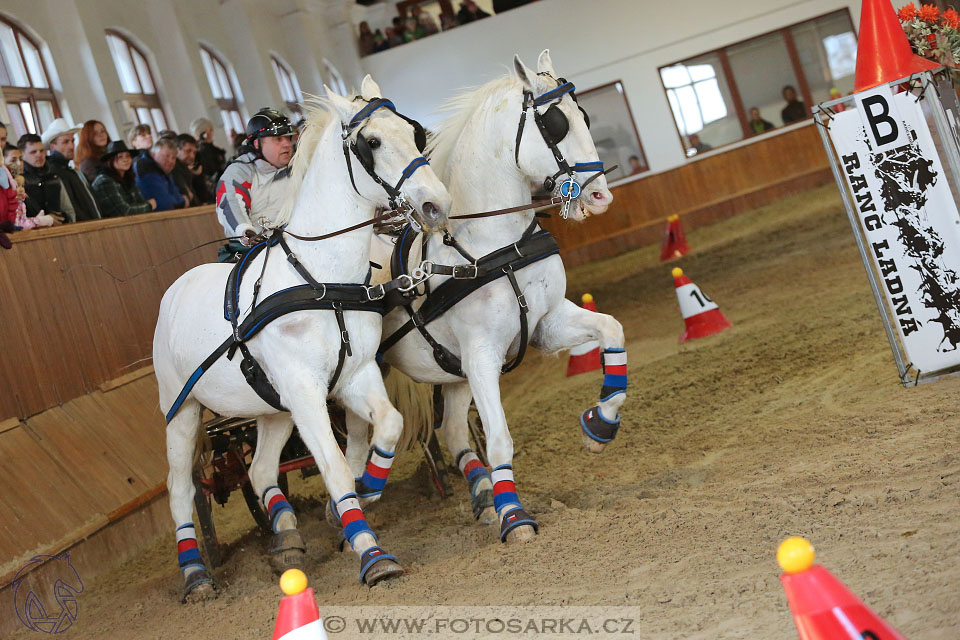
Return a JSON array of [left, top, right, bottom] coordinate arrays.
[[660, 214, 690, 262], [778, 537, 908, 640], [273, 569, 328, 640], [673, 267, 731, 343], [567, 293, 602, 376]]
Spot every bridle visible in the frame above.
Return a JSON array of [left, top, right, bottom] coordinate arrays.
[[514, 74, 606, 218]]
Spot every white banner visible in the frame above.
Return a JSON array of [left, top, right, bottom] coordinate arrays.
[[829, 87, 960, 373]]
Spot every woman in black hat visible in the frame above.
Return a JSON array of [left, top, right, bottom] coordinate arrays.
[[91, 140, 157, 218]]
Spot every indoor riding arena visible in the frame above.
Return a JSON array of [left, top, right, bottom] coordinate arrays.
[[1, 1, 958, 639]]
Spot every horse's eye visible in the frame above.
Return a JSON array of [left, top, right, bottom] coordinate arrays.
[[367, 137, 381, 149]]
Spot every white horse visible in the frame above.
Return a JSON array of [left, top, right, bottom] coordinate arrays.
[[153, 76, 452, 601], [353, 51, 627, 543]]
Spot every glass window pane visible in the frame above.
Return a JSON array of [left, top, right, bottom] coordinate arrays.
[[675, 85, 703, 134], [151, 108, 167, 131], [0, 23, 29, 87], [728, 32, 800, 128], [573, 81, 647, 181], [660, 65, 691, 89], [231, 111, 243, 134], [6, 103, 28, 140], [791, 11, 857, 105], [215, 61, 233, 99], [667, 90, 686, 135], [694, 79, 727, 123], [20, 102, 35, 133], [200, 49, 222, 100], [19, 36, 48, 89], [688, 64, 715, 82], [136, 107, 151, 126], [131, 48, 155, 94], [35, 101, 55, 131], [107, 35, 142, 94]]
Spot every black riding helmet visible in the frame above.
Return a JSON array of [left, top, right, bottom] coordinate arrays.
[[245, 108, 294, 144]]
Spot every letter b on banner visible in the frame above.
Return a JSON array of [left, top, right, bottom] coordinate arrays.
[[855, 85, 909, 154]]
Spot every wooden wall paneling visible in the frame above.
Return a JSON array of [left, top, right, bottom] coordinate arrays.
[[0, 259, 47, 420], [88, 383, 167, 481]]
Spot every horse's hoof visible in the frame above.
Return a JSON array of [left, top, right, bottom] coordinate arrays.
[[181, 570, 215, 604], [324, 500, 341, 528], [581, 431, 607, 454], [364, 559, 404, 586], [270, 547, 306, 573], [505, 524, 537, 544], [269, 530, 307, 573], [477, 505, 498, 525]]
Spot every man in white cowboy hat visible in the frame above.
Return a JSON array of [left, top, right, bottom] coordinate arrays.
[[41, 117, 100, 221]]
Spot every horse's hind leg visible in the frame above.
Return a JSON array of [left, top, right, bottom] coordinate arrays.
[[344, 409, 370, 482], [534, 299, 627, 454], [248, 413, 306, 572], [437, 381, 496, 524], [165, 400, 215, 602]]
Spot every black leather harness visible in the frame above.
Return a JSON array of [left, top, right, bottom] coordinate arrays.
[[377, 216, 559, 378]]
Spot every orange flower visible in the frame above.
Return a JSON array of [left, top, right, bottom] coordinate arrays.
[[943, 8, 960, 29], [919, 4, 940, 22], [898, 2, 919, 21]]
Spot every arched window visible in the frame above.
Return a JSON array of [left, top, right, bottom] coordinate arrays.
[[105, 30, 168, 132], [0, 15, 60, 138], [199, 45, 244, 136], [323, 59, 346, 97], [270, 54, 301, 117]]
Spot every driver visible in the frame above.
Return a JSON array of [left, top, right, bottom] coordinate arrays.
[[215, 108, 295, 262]]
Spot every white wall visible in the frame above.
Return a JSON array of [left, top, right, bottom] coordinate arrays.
[[0, 0, 364, 149], [360, 0, 865, 173]]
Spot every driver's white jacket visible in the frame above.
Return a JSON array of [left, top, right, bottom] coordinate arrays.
[[215, 151, 291, 238]]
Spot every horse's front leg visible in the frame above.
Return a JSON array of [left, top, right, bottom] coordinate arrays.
[[464, 345, 538, 544], [344, 409, 371, 480], [534, 298, 627, 453], [247, 413, 306, 572], [278, 366, 403, 587], [437, 381, 496, 524]]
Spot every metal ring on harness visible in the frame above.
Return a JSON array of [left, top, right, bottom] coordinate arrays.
[[559, 178, 581, 200]]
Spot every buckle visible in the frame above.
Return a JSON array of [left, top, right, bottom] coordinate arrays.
[[517, 293, 528, 313], [313, 283, 327, 300], [453, 264, 478, 279], [366, 285, 385, 301], [397, 274, 418, 292], [341, 330, 351, 344]]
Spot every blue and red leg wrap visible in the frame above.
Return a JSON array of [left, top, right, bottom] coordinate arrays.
[[175, 522, 206, 576], [261, 485, 295, 533], [491, 465, 538, 542], [330, 493, 377, 549], [599, 348, 627, 401], [356, 446, 394, 499]]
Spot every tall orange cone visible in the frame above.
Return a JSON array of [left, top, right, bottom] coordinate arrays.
[[660, 214, 690, 262], [273, 569, 328, 640], [567, 293, 602, 376], [673, 268, 730, 343], [855, 0, 939, 92], [778, 537, 908, 640]]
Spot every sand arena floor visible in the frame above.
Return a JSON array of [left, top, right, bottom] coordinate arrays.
[[16, 185, 959, 639]]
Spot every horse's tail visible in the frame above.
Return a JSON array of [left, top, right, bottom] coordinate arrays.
[[383, 368, 435, 452]]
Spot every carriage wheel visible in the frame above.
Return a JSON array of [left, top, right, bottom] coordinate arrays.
[[232, 444, 289, 534], [419, 385, 454, 498], [192, 465, 223, 569]]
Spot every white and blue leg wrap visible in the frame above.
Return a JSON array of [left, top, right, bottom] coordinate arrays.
[[356, 446, 394, 499], [331, 493, 377, 549], [261, 485, 295, 533], [600, 348, 627, 401], [176, 523, 205, 576]]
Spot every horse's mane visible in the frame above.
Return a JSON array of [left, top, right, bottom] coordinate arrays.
[[426, 74, 521, 182], [276, 95, 336, 226]]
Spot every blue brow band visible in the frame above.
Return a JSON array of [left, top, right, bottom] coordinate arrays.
[[348, 99, 396, 130], [534, 82, 575, 106], [573, 162, 604, 172], [401, 156, 429, 180]]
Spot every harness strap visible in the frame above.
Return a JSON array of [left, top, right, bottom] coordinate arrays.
[[500, 264, 529, 374]]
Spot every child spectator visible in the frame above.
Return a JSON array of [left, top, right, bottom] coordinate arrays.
[[92, 140, 155, 217], [75, 120, 111, 184]]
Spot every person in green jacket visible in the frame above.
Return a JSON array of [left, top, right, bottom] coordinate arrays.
[[91, 140, 156, 218]]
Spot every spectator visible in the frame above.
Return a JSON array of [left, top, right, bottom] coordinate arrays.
[[75, 120, 111, 184], [42, 118, 101, 221], [0, 147, 24, 231], [135, 138, 185, 211], [748, 107, 775, 135], [128, 123, 154, 159], [91, 140, 155, 218], [372, 30, 390, 53], [457, 0, 490, 24], [358, 21, 375, 56], [0, 121, 7, 151], [18, 133, 67, 224], [386, 26, 404, 47], [628, 155, 645, 175], [191, 117, 227, 191], [402, 17, 425, 42], [688, 133, 712, 155], [440, 13, 458, 30], [157, 129, 177, 140], [173, 133, 212, 205], [4, 145, 23, 178], [413, 7, 440, 35], [781, 85, 807, 125]]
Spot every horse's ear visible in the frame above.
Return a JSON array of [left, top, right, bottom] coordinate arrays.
[[360, 75, 382, 100], [514, 54, 535, 90], [324, 84, 355, 123], [537, 49, 557, 77]]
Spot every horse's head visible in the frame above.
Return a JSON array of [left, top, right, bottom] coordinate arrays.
[[513, 50, 613, 220], [326, 76, 451, 232]]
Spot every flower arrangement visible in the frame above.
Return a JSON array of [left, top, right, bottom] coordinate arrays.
[[898, 3, 960, 67]]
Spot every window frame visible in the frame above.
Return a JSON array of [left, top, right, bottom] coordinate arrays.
[[199, 44, 244, 135], [657, 8, 856, 158], [270, 54, 302, 116], [104, 29, 168, 131], [0, 15, 60, 136]]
